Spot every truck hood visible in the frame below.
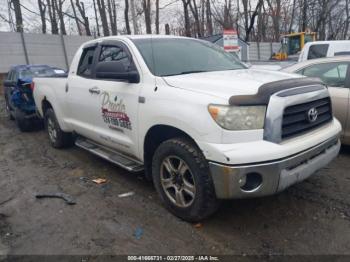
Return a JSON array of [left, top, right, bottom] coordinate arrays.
[[163, 69, 302, 100]]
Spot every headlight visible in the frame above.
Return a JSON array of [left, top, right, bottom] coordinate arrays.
[[208, 104, 266, 130]]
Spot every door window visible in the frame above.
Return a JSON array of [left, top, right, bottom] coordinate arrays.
[[307, 44, 329, 60], [99, 45, 132, 72], [77, 46, 97, 77], [299, 62, 349, 87]]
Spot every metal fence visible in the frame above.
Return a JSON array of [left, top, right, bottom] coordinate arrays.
[[248, 42, 281, 61]]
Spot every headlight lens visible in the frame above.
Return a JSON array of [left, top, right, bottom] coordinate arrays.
[[208, 104, 266, 130]]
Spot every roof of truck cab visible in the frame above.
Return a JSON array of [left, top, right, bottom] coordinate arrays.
[[82, 35, 200, 46]]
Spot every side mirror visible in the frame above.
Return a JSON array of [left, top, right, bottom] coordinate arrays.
[[3, 80, 16, 87], [95, 61, 140, 83]]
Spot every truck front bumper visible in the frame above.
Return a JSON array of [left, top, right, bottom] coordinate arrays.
[[209, 136, 340, 199]]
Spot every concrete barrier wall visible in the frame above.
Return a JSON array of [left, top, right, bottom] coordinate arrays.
[[0, 31, 282, 73], [0, 32, 94, 73]]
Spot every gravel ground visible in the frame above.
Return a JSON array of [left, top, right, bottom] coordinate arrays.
[[0, 97, 350, 258]]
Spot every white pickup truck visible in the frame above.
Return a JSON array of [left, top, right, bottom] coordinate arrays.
[[33, 35, 341, 221]]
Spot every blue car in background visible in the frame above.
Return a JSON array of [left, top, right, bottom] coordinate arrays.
[[3, 65, 67, 131]]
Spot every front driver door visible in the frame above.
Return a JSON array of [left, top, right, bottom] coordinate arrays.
[[89, 41, 142, 158], [300, 62, 350, 139]]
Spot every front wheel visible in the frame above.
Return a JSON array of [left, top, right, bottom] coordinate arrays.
[[45, 108, 74, 148], [152, 138, 220, 222]]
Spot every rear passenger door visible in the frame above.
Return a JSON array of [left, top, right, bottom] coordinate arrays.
[[299, 62, 350, 138], [67, 43, 101, 141]]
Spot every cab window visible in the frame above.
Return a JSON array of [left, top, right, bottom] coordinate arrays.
[[298, 62, 349, 87], [307, 44, 329, 60], [77, 46, 97, 77]]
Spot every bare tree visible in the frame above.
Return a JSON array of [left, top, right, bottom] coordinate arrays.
[[70, 0, 82, 35], [142, 0, 152, 34], [189, 0, 202, 37], [155, 0, 160, 34], [124, 0, 131, 34], [46, 0, 59, 34], [76, 0, 92, 36], [181, 0, 191, 37], [96, 0, 110, 36], [37, 0, 47, 34], [242, 0, 263, 41], [130, 0, 139, 34], [266, 0, 282, 41], [53, 0, 66, 35], [11, 0, 23, 32], [92, 0, 100, 36], [206, 0, 213, 35], [107, 0, 117, 35]]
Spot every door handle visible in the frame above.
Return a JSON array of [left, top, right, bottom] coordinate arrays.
[[89, 87, 101, 95]]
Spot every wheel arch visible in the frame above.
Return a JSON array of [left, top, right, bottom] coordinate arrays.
[[143, 124, 200, 180]]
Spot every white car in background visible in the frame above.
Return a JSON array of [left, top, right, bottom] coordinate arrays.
[[299, 40, 350, 62], [282, 56, 350, 144]]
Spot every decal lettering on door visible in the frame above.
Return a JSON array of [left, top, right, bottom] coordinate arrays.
[[100, 91, 132, 130]]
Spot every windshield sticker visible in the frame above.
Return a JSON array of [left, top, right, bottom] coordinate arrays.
[[101, 91, 132, 130]]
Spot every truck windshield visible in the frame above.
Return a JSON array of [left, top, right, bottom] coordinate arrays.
[[132, 38, 246, 77]]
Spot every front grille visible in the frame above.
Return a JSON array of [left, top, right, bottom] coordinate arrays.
[[282, 97, 332, 139]]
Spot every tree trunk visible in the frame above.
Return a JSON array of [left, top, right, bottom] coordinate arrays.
[[70, 0, 82, 35], [12, 0, 23, 32], [205, 0, 213, 36], [189, 0, 202, 37], [155, 0, 160, 34], [54, 0, 66, 35], [165, 23, 170, 35], [182, 0, 191, 37], [96, 0, 110, 36], [76, 0, 92, 36], [46, 0, 59, 34], [124, 0, 131, 34], [130, 0, 138, 34], [245, 0, 263, 42], [142, 0, 152, 34], [288, 0, 296, 33], [92, 0, 100, 36], [38, 0, 47, 34], [107, 0, 117, 35]]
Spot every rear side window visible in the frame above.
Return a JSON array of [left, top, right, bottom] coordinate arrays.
[[77, 46, 96, 77], [299, 62, 349, 87], [307, 44, 329, 60]]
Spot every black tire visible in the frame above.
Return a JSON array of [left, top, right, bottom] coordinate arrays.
[[15, 108, 32, 132], [4, 96, 14, 120], [45, 108, 74, 148], [152, 138, 220, 222]]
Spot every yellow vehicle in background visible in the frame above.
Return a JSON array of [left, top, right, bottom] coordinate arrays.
[[272, 32, 316, 60]]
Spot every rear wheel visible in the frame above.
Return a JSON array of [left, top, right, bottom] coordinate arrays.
[[15, 108, 32, 132], [152, 138, 220, 222], [45, 108, 74, 148], [4, 96, 14, 120]]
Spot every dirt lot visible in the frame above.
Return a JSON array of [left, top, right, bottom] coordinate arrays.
[[0, 97, 350, 258]]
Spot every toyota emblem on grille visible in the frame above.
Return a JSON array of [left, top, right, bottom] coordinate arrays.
[[307, 107, 318, 123]]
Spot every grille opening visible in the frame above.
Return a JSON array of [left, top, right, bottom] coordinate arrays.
[[281, 97, 332, 139]]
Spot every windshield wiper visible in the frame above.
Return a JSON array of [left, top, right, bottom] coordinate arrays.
[[162, 70, 207, 77]]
